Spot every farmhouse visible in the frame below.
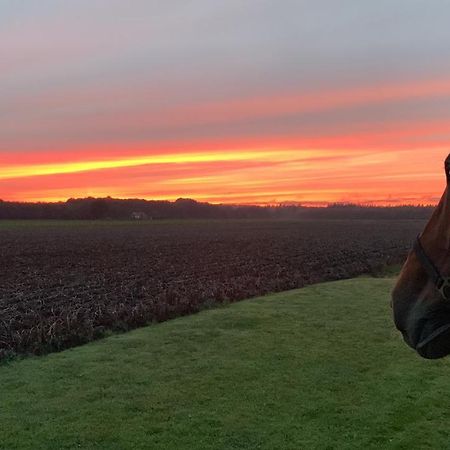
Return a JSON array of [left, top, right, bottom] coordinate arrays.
[[131, 211, 148, 220]]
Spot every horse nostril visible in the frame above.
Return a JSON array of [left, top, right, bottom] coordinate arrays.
[[443, 285, 450, 299]]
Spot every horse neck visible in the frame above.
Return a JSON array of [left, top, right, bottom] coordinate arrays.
[[422, 187, 450, 255]]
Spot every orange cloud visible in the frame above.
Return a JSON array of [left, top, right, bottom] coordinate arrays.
[[0, 149, 331, 180], [1, 146, 446, 205], [2, 77, 450, 205]]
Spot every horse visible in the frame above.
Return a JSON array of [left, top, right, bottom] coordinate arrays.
[[392, 154, 450, 359]]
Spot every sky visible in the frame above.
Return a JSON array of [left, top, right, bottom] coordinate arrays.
[[1, 0, 450, 205]]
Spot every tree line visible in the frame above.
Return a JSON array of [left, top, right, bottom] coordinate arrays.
[[0, 197, 434, 220]]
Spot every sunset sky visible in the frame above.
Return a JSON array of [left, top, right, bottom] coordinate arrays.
[[2, 1, 450, 205]]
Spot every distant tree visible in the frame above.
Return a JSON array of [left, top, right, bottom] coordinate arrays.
[[0, 197, 435, 221], [89, 199, 109, 219]]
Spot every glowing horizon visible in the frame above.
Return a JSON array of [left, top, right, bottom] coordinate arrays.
[[3, 144, 446, 206]]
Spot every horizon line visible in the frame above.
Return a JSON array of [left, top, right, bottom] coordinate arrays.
[[0, 196, 437, 209]]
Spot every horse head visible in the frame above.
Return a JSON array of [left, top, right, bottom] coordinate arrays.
[[392, 154, 450, 359]]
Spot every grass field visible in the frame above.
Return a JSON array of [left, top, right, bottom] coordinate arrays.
[[2, 276, 450, 449]]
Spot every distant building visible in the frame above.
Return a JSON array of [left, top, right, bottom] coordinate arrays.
[[131, 211, 148, 220]]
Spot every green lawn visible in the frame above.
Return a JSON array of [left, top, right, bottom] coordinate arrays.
[[2, 276, 450, 450]]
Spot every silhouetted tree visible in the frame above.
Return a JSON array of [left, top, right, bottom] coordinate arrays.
[[0, 197, 434, 221]]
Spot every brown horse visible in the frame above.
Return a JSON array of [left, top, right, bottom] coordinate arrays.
[[392, 154, 450, 359]]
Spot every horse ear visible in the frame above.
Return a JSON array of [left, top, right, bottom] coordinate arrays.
[[446, 154, 450, 183]]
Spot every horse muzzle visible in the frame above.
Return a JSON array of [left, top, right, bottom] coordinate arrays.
[[392, 283, 450, 359], [414, 321, 450, 359]]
